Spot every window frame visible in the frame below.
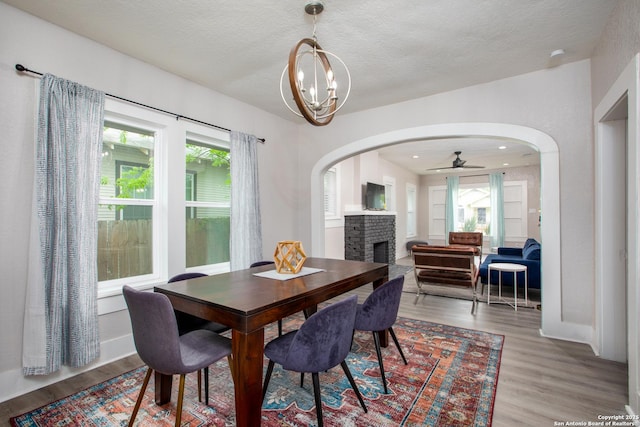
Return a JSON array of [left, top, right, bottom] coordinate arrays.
[[98, 102, 167, 298], [406, 183, 417, 238]]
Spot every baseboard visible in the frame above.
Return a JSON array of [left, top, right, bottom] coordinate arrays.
[[539, 321, 594, 347], [0, 334, 135, 404]]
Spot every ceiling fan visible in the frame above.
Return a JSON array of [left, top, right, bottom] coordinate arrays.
[[427, 151, 485, 170]]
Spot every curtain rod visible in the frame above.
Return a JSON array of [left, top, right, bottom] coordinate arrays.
[[15, 64, 266, 143]]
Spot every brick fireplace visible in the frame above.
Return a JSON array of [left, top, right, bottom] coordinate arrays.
[[344, 212, 396, 265]]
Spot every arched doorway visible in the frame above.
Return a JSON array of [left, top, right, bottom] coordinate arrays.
[[310, 122, 565, 339]]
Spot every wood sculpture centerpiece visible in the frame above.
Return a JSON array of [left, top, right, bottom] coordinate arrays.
[[274, 241, 307, 274]]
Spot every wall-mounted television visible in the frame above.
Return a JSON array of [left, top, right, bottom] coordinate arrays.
[[365, 182, 386, 210]]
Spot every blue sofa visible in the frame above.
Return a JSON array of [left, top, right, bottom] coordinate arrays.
[[479, 238, 541, 289]]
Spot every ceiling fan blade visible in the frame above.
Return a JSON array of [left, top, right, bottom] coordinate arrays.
[[426, 151, 485, 171], [426, 166, 456, 170]]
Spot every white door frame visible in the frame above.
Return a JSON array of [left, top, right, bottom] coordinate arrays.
[[594, 54, 639, 415]]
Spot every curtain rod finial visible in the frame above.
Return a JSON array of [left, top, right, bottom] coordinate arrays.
[[15, 64, 26, 72]]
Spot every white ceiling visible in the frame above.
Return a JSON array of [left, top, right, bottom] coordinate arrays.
[[4, 0, 614, 173]]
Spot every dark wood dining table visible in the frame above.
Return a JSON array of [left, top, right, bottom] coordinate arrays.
[[154, 257, 388, 427]]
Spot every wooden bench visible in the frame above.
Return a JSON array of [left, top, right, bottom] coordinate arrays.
[[411, 245, 479, 314]]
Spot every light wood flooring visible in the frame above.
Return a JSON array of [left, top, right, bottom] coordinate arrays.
[[0, 262, 628, 426]]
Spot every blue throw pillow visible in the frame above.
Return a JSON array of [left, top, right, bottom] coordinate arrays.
[[523, 238, 539, 250], [523, 243, 541, 260]]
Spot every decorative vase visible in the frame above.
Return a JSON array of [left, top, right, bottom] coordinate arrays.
[[274, 241, 307, 274]]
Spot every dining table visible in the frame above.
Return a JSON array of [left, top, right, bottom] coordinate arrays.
[[154, 257, 389, 427]]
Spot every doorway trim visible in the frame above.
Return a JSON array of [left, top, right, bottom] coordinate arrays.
[[594, 54, 639, 414], [310, 122, 586, 343]]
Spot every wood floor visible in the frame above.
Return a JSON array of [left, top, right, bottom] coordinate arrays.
[[0, 267, 628, 426]]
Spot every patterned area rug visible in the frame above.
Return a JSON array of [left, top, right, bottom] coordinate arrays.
[[10, 317, 503, 427]]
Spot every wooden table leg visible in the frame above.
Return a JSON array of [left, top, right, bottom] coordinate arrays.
[[155, 371, 173, 405], [232, 328, 265, 427]]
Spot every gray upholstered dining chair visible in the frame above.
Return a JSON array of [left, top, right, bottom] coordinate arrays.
[[168, 272, 230, 403], [122, 285, 232, 427], [262, 295, 367, 427], [169, 273, 229, 336], [353, 276, 408, 394]]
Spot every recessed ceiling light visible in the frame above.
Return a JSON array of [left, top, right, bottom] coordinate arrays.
[[550, 49, 565, 58], [503, 162, 509, 166], [498, 146, 506, 150], [412, 155, 420, 159]]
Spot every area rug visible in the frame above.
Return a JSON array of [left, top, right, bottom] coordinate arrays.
[[10, 317, 503, 427]]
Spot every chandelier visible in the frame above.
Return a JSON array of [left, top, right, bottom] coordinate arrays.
[[280, 1, 351, 126]]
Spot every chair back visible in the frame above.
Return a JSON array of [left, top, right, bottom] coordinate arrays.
[[448, 231, 483, 258], [250, 260, 275, 268], [355, 276, 404, 331], [123, 285, 183, 375], [283, 295, 357, 373], [168, 272, 207, 283]]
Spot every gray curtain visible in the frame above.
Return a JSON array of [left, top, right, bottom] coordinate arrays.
[[489, 172, 505, 247], [23, 75, 104, 375], [445, 176, 459, 241], [230, 131, 263, 270]]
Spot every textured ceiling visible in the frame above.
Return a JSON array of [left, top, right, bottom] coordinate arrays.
[[3, 0, 615, 173]]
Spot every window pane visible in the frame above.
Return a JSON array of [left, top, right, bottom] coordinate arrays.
[[185, 138, 231, 268], [185, 141, 230, 203], [456, 186, 490, 233], [98, 210, 154, 281], [98, 122, 155, 281], [186, 207, 230, 267]]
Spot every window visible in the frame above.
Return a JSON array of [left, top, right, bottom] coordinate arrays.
[[427, 180, 528, 242], [406, 183, 417, 237], [185, 135, 231, 268], [99, 121, 156, 283], [324, 167, 338, 219], [457, 186, 490, 233], [97, 99, 232, 296], [383, 176, 396, 212], [477, 207, 487, 224]]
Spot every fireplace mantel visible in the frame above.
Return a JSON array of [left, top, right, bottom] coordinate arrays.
[[344, 210, 397, 216]]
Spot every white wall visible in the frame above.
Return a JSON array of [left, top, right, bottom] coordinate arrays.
[[590, 0, 640, 415], [324, 152, 420, 260], [420, 165, 541, 246], [297, 60, 594, 331], [0, 3, 298, 402]]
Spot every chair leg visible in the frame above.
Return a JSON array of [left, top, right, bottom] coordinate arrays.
[[175, 374, 186, 427], [128, 367, 153, 427], [311, 372, 324, 427], [278, 319, 283, 336], [197, 369, 202, 402], [340, 361, 368, 413], [204, 366, 209, 405], [371, 331, 388, 394], [262, 360, 275, 401], [388, 327, 408, 365], [300, 372, 305, 387]]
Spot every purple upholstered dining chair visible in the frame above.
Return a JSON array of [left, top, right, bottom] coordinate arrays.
[[122, 285, 232, 427], [354, 276, 408, 394], [262, 295, 367, 427], [168, 272, 230, 404], [169, 273, 229, 336]]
